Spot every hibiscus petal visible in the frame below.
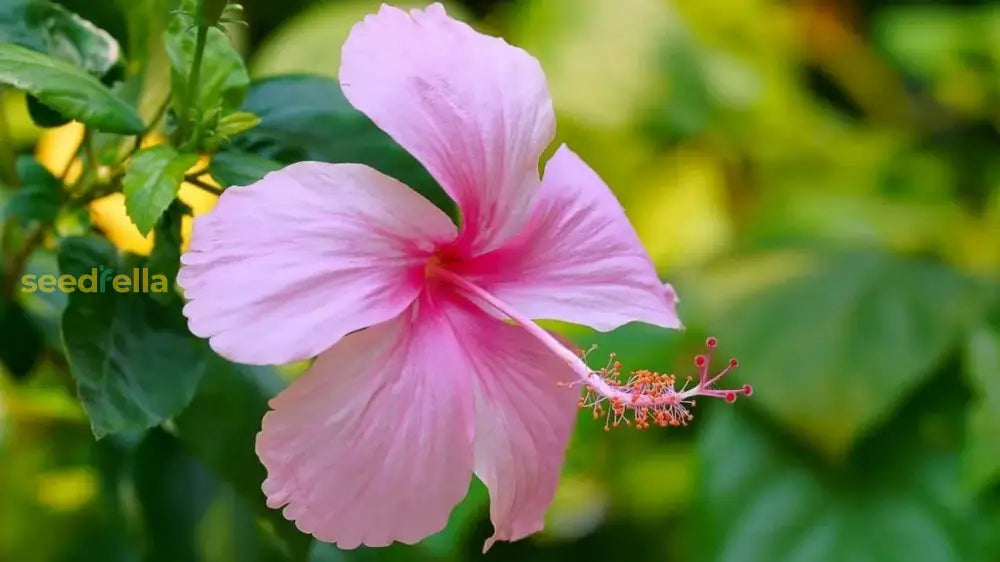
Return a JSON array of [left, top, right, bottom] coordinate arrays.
[[257, 287, 578, 549], [256, 297, 476, 548], [178, 162, 456, 365], [456, 145, 681, 331], [467, 318, 580, 551], [340, 3, 555, 254]]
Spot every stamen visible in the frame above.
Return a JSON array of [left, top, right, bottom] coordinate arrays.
[[434, 269, 752, 430], [573, 337, 750, 429]]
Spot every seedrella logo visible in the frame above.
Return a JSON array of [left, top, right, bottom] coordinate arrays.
[[20, 267, 169, 294]]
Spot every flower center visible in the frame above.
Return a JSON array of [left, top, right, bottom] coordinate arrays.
[[434, 268, 752, 431], [424, 254, 444, 279], [424, 249, 464, 281]]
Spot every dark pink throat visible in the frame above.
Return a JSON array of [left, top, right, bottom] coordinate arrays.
[[424, 248, 465, 281]]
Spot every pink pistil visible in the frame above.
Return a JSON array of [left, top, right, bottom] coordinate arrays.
[[435, 268, 752, 431]]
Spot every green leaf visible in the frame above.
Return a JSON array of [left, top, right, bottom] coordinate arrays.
[[58, 236, 205, 439], [133, 429, 219, 562], [692, 385, 998, 562], [962, 323, 1000, 491], [122, 145, 199, 236], [307, 542, 349, 562], [165, 14, 249, 119], [0, 42, 142, 134], [874, 7, 988, 81], [174, 354, 311, 559], [51, 437, 143, 562], [195, 485, 289, 562], [233, 75, 454, 218], [146, 200, 186, 306], [134, 428, 289, 562], [19, 248, 67, 348], [5, 155, 62, 223], [0, 0, 122, 77], [0, 298, 44, 379], [0, 0, 48, 52], [645, 36, 714, 142], [27, 94, 71, 127], [709, 251, 980, 457], [39, 3, 121, 77], [208, 149, 281, 188], [420, 479, 489, 557], [215, 111, 260, 138], [173, 356, 284, 492]]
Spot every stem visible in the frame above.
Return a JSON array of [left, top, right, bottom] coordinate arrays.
[[147, 94, 171, 135], [85, 130, 99, 169], [128, 94, 171, 159], [0, 88, 18, 186], [1, 222, 48, 300], [177, 25, 209, 143], [61, 134, 86, 182], [184, 175, 221, 195], [68, 129, 99, 198], [71, 180, 118, 206]]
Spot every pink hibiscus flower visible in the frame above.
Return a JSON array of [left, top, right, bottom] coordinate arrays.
[[177, 2, 750, 551]]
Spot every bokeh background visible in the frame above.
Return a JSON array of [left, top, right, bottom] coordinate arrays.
[[2, 0, 1000, 560]]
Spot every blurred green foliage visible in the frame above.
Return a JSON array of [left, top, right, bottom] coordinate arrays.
[[1, 0, 999, 561]]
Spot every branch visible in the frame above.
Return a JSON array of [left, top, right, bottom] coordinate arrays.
[[184, 174, 222, 195], [1, 222, 49, 300], [0, 87, 18, 186], [176, 25, 209, 142]]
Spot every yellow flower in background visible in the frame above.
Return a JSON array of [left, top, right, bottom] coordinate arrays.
[[951, 194, 1000, 274], [251, 0, 467, 79], [34, 122, 84, 183], [35, 123, 218, 255], [512, 0, 674, 129], [35, 468, 97, 512], [629, 148, 733, 268]]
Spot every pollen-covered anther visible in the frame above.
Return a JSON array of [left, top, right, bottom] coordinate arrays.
[[576, 336, 751, 430]]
